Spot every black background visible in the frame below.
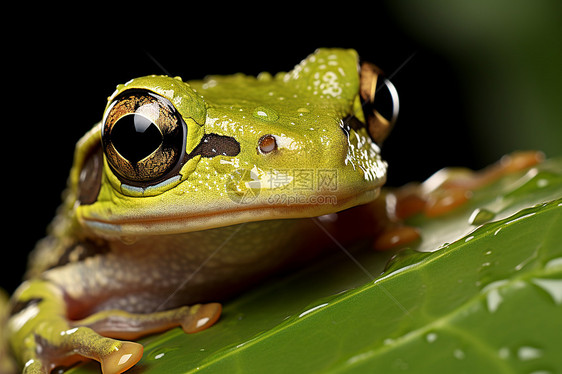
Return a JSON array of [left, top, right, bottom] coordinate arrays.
[[3, 3, 559, 294]]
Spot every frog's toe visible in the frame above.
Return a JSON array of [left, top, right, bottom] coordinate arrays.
[[100, 341, 143, 374], [22, 359, 47, 374], [181, 302, 222, 334], [34, 326, 141, 374]]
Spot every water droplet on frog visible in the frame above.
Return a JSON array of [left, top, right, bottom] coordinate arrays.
[[253, 106, 279, 122], [297, 107, 310, 116]]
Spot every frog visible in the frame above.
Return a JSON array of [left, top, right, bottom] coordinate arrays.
[[3, 48, 400, 374]]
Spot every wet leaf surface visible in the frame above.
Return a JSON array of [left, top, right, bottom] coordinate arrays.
[[72, 158, 562, 373]]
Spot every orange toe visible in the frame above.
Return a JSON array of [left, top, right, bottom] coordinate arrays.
[[101, 341, 143, 374]]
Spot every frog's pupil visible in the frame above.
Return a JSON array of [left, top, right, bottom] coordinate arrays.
[[110, 113, 162, 164]]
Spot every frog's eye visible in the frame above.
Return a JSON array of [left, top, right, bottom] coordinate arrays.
[[102, 90, 186, 185], [359, 62, 399, 145]]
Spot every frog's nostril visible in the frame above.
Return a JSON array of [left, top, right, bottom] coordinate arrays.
[[257, 134, 278, 154]]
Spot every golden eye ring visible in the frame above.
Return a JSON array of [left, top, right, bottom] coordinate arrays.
[[101, 90, 187, 186], [359, 62, 400, 145]]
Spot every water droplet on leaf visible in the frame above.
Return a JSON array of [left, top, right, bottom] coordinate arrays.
[[531, 278, 562, 305], [469, 208, 496, 225], [425, 332, 438, 343], [517, 346, 543, 361]]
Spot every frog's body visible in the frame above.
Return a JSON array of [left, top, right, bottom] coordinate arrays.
[[5, 49, 395, 373], [39, 220, 321, 317]]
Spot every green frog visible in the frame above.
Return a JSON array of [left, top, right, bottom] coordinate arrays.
[[3, 48, 399, 373]]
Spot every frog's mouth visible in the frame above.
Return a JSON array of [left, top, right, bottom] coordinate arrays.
[[80, 184, 382, 237], [78, 122, 386, 237]]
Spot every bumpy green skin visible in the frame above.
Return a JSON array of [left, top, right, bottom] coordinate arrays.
[[5, 48, 388, 373], [77, 48, 385, 237]]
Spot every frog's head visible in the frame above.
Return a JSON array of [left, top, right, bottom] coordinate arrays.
[[72, 49, 398, 237]]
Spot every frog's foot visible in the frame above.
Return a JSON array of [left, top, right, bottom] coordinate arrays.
[[390, 150, 545, 220], [20, 327, 143, 374], [20, 303, 221, 374], [9, 281, 221, 374], [8, 281, 142, 374], [74, 302, 222, 340], [353, 151, 544, 252], [372, 224, 421, 251]]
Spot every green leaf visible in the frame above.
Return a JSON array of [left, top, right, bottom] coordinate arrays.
[[72, 159, 562, 373]]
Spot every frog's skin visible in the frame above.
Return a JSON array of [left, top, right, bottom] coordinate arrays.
[[5, 48, 395, 374]]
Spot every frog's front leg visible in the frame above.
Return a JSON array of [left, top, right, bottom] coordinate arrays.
[[8, 279, 221, 373], [8, 279, 142, 374]]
